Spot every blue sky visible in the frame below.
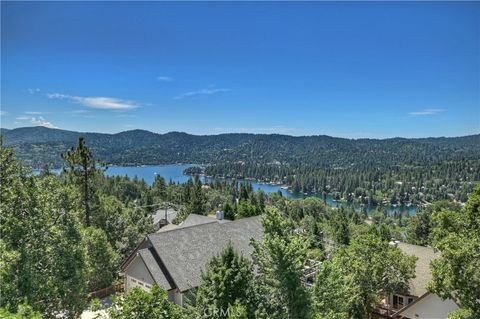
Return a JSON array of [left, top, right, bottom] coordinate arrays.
[[1, 1, 479, 138]]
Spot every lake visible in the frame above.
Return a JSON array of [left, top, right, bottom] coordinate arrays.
[[35, 164, 416, 215]]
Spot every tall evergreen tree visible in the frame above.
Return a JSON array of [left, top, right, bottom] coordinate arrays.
[[62, 137, 105, 226]]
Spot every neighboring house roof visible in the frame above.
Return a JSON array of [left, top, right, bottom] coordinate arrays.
[[157, 213, 229, 233], [122, 215, 263, 293], [156, 223, 180, 233], [152, 208, 178, 225], [397, 243, 440, 297], [179, 213, 218, 228]]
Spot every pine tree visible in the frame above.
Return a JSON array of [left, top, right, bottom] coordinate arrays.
[[62, 137, 105, 226]]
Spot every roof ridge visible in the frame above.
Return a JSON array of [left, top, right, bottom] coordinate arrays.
[[149, 215, 261, 237]]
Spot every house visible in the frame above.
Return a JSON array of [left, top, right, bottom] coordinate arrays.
[[120, 214, 263, 306], [377, 242, 459, 319], [151, 207, 178, 231]]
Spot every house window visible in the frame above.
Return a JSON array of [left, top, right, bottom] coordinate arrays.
[[408, 297, 414, 304], [393, 295, 404, 309]]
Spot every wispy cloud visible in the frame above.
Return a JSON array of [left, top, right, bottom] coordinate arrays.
[[0, 111, 7, 116], [47, 93, 141, 110], [16, 115, 58, 129], [27, 88, 40, 94], [408, 108, 445, 116], [157, 76, 173, 82], [174, 88, 230, 99], [24, 111, 46, 115]]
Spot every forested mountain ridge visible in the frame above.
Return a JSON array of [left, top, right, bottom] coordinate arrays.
[[2, 126, 479, 203], [2, 126, 479, 167]]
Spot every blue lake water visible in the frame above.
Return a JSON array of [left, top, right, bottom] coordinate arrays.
[[35, 164, 416, 215]]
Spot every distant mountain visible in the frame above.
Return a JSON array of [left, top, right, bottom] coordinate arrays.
[[2, 126, 480, 169]]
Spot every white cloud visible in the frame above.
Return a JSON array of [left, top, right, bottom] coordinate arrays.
[[174, 88, 230, 99], [47, 93, 141, 110], [0, 111, 7, 116], [16, 115, 58, 128], [27, 88, 40, 94], [24, 111, 45, 115], [16, 116, 31, 120], [408, 108, 445, 116], [157, 76, 173, 82]]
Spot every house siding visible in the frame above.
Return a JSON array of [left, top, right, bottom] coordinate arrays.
[[124, 255, 155, 292]]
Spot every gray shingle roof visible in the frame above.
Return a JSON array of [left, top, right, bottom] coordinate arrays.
[[397, 242, 440, 297], [180, 213, 218, 228], [138, 248, 173, 290], [156, 223, 180, 233], [147, 215, 263, 292]]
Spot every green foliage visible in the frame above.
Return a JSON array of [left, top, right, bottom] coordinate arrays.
[[251, 208, 310, 319], [0, 141, 86, 318], [226, 301, 249, 319], [311, 261, 355, 319], [108, 286, 186, 319], [429, 185, 480, 316], [95, 193, 153, 261], [62, 137, 105, 226], [83, 227, 118, 291], [312, 234, 417, 318], [447, 309, 475, 319], [0, 303, 42, 319], [330, 208, 350, 246], [406, 200, 461, 246], [196, 242, 255, 319], [90, 298, 102, 312]]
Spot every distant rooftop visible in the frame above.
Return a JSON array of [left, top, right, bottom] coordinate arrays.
[[152, 207, 178, 226], [397, 242, 440, 297]]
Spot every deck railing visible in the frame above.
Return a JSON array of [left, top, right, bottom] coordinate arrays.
[[88, 283, 124, 300]]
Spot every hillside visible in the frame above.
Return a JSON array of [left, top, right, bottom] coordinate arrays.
[[2, 126, 480, 203], [2, 126, 479, 167]]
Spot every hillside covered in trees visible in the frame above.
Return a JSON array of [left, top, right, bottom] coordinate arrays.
[[1, 137, 479, 319], [2, 126, 479, 204]]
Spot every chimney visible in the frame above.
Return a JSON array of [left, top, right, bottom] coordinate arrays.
[[216, 210, 224, 220]]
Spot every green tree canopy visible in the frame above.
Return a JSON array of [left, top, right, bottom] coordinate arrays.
[[108, 286, 186, 319], [196, 242, 255, 319], [312, 234, 417, 318], [251, 208, 310, 319], [82, 226, 118, 291], [0, 142, 86, 318], [429, 185, 480, 316]]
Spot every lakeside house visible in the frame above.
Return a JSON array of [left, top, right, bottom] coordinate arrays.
[[376, 242, 459, 319], [120, 214, 263, 306]]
